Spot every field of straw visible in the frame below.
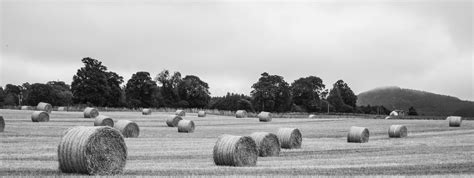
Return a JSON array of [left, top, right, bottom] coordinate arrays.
[[1, 109, 473, 176]]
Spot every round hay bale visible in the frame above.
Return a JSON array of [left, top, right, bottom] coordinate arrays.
[[31, 111, 49, 122], [276, 128, 302, 149], [114, 120, 139, 138], [57, 107, 66, 111], [447, 116, 462, 127], [198, 111, 206, 117], [177, 120, 195, 133], [236, 110, 247, 118], [347, 126, 369, 143], [94, 115, 114, 127], [58, 126, 127, 175], [0, 116, 4, 132], [249, 132, 280, 157], [258, 112, 272, 122], [389, 111, 399, 116], [166, 115, 183, 127], [37, 102, 52, 113], [175, 110, 185, 116], [21, 106, 31, 110], [308, 114, 317, 118], [388, 125, 407, 138], [213, 134, 258, 167], [84, 107, 99, 118], [142, 108, 152, 115]]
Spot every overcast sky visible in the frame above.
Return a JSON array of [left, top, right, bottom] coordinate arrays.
[[1, 0, 472, 101]]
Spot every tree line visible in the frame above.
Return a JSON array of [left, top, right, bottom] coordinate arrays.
[[0, 57, 390, 114]]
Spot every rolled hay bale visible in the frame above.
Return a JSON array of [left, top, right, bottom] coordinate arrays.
[[236, 110, 247, 118], [276, 128, 302, 149], [114, 120, 139, 138], [213, 134, 258, 166], [31, 111, 50, 122], [388, 125, 408, 138], [308, 114, 317, 118], [37, 102, 52, 113], [142, 108, 152, 115], [21, 106, 31, 110], [166, 115, 183, 127], [177, 119, 195, 133], [198, 111, 206, 117], [447, 116, 462, 127], [0, 116, 4, 132], [58, 126, 127, 175], [94, 115, 114, 127], [84, 107, 99, 118], [175, 109, 186, 116], [347, 126, 370, 143], [258, 112, 272, 122], [57, 107, 66, 111], [249, 132, 280, 157]]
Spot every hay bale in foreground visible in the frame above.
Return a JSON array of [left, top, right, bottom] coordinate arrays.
[[258, 112, 272, 122], [213, 134, 258, 167], [37, 102, 52, 113], [175, 109, 185, 116], [249, 132, 280, 157], [57, 107, 66, 111], [0, 116, 4, 132], [447, 116, 462, 127], [58, 126, 127, 175], [347, 126, 369, 143], [166, 115, 183, 127], [177, 120, 195, 133], [388, 125, 408, 138], [114, 120, 139, 138], [276, 128, 302, 149], [84, 107, 99, 118], [142, 108, 152, 115], [236, 110, 247, 118], [94, 115, 114, 127], [31, 111, 49, 122], [198, 111, 206, 117]]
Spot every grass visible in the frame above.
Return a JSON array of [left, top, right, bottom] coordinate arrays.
[[0, 109, 473, 176]]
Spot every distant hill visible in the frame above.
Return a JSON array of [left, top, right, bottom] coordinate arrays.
[[357, 86, 474, 116]]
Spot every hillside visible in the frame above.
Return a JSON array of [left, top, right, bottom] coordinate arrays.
[[357, 86, 474, 116]]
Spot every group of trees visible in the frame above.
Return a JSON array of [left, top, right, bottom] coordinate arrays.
[[0, 57, 392, 114]]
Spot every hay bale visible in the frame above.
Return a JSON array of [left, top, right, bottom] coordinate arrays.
[[142, 108, 152, 115], [37, 102, 52, 113], [388, 125, 408, 138], [347, 126, 369, 143], [166, 115, 183, 127], [276, 128, 302, 149], [213, 134, 258, 166], [94, 115, 114, 127], [258, 112, 272, 122], [447, 116, 462, 127], [57, 107, 66, 111], [84, 107, 99, 118], [31, 111, 49, 122], [58, 126, 127, 175], [0, 116, 4, 132], [249, 132, 280, 157], [236, 110, 247, 118], [198, 111, 206, 117], [21, 106, 31, 110], [114, 120, 139, 138], [177, 120, 195, 133], [175, 109, 185, 116], [308, 114, 317, 118]]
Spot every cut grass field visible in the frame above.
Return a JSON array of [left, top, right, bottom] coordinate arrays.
[[1, 109, 473, 176]]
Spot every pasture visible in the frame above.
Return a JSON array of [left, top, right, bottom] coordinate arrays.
[[1, 109, 473, 176]]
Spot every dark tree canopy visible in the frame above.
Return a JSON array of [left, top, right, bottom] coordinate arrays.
[[251, 72, 291, 112], [408, 106, 418, 116], [327, 80, 357, 112], [125, 71, 161, 108], [178, 75, 211, 108], [24, 83, 54, 106], [209, 93, 254, 112], [155, 70, 182, 107], [291, 76, 325, 112]]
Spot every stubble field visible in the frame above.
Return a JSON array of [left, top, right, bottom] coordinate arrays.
[[1, 109, 473, 176]]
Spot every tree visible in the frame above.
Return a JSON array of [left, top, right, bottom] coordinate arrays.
[[251, 72, 291, 112], [0, 87, 5, 106], [71, 57, 124, 106], [178, 75, 211, 108], [209, 93, 254, 112], [290, 76, 325, 112], [4, 84, 21, 105], [125, 71, 161, 108], [408, 106, 418, 116], [155, 70, 182, 107], [24, 83, 55, 106], [327, 80, 357, 112], [47, 81, 73, 106]]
